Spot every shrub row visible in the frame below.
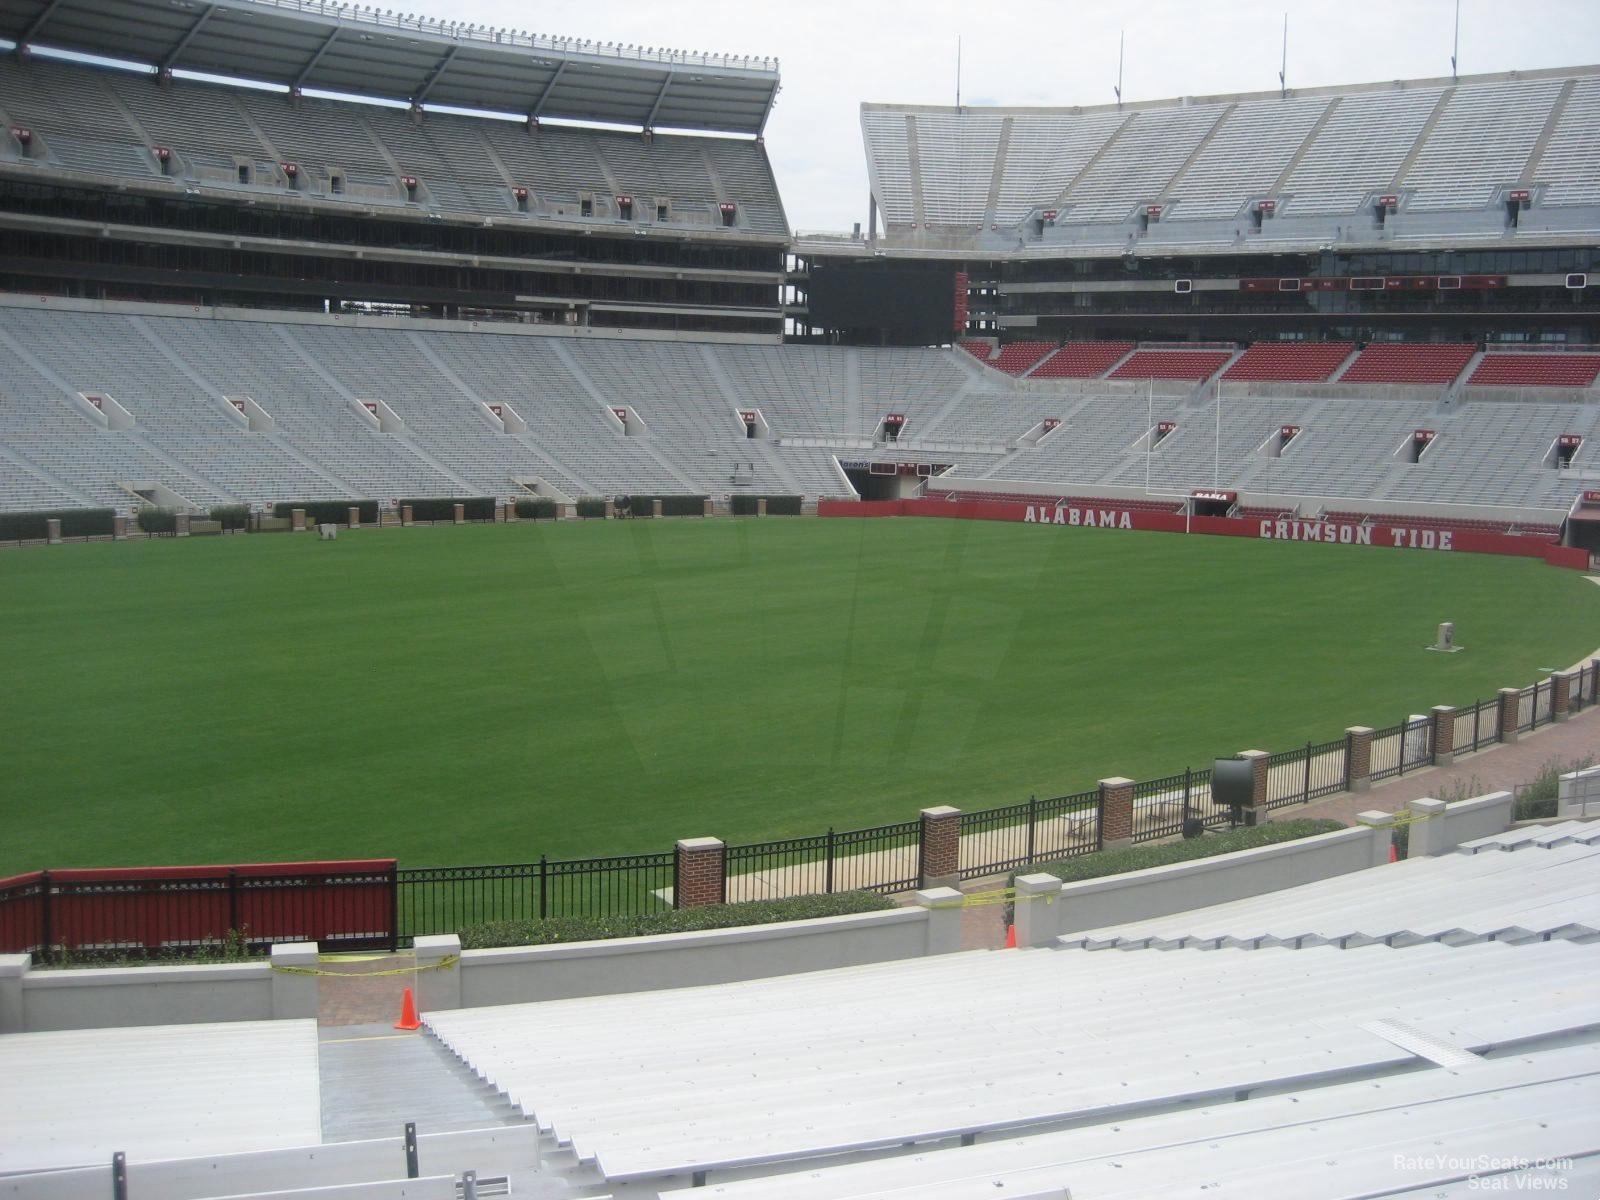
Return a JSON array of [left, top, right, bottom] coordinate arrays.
[[458, 890, 896, 948], [273, 500, 380, 525], [615, 495, 706, 518], [575, 497, 608, 518], [208, 504, 250, 530], [136, 507, 178, 534], [0, 508, 115, 540], [1022, 818, 1346, 885], [730, 495, 803, 516], [400, 496, 496, 522], [514, 497, 558, 520]]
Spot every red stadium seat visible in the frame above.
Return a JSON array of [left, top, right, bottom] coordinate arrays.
[[1029, 341, 1135, 379], [1109, 350, 1232, 382], [1467, 354, 1600, 388], [1338, 344, 1476, 386], [1222, 342, 1355, 382]]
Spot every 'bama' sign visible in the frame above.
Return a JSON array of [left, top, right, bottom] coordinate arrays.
[[1259, 519, 1454, 550], [1023, 505, 1133, 529]]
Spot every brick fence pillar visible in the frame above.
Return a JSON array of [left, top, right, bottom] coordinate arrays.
[[1430, 705, 1457, 766], [1498, 688, 1521, 744], [652, 498, 663, 518], [344, 506, 358, 528], [1345, 727, 1373, 792], [401, 505, 414, 527], [112, 515, 128, 541], [453, 503, 465, 525], [703, 497, 715, 517], [1552, 673, 1573, 723], [674, 837, 725, 909], [1099, 777, 1135, 850], [757, 497, 768, 517], [45, 518, 62, 544], [918, 806, 961, 889], [504, 501, 517, 523], [562, 503, 576, 520], [174, 511, 190, 537], [604, 498, 615, 519], [291, 507, 307, 532]]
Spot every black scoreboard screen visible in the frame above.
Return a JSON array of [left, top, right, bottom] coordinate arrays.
[[807, 260, 956, 345]]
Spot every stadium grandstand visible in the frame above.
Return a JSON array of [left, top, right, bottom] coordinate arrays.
[[3, 3, 1600, 1198]]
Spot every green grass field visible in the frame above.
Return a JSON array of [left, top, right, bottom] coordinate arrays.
[[2, 517, 1594, 874]]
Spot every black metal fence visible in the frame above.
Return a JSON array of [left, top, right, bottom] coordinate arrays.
[[1368, 715, 1433, 782], [1133, 769, 1214, 843], [397, 852, 673, 943], [723, 819, 923, 901], [957, 790, 1101, 879], [1264, 737, 1350, 810], [1454, 698, 1500, 754]]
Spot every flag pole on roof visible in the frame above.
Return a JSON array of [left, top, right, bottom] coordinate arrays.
[[1451, 0, 1460, 81], [1115, 30, 1124, 109], [1279, 13, 1288, 99]]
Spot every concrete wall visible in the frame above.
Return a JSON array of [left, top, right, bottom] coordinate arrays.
[[0, 944, 321, 1034], [451, 904, 943, 1009], [0, 897, 963, 1030], [1025, 827, 1380, 939], [11, 961, 274, 1032], [1558, 766, 1600, 818], [1408, 790, 1518, 855]]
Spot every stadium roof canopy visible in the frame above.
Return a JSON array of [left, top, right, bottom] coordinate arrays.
[[0, 0, 781, 134]]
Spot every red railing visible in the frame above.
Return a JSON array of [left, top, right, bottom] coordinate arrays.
[[0, 860, 397, 960]]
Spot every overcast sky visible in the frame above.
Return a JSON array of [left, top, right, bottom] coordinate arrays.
[[363, 1, 1600, 231]]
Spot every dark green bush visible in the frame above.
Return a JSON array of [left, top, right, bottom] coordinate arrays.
[[209, 504, 250, 530], [136, 507, 178, 534], [576, 497, 608, 519], [514, 497, 558, 520], [618, 495, 706, 518], [273, 500, 379, 525], [459, 890, 896, 948], [731, 495, 801, 516], [399, 497, 495, 522], [0, 508, 115, 540], [1515, 756, 1594, 820], [1023, 818, 1346, 885]]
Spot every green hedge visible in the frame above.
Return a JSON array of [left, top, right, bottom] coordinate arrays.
[[731, 495, 802, 516], [273, 500, 379, 526], [1023, 818, 1346, 885], [208, 504, 250, 530], [136, 507, 178, 534], [514, 497, 558, 520], [459, 890, 896, 948], [400, 496, 496, 522], [621, 495, 707, 518], [0, 508, 115, 540], [576, 497, 608, 519]]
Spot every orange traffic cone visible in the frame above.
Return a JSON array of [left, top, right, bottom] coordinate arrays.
[[395, 986, 422, 1031], [1005, 924, 1017, 949]]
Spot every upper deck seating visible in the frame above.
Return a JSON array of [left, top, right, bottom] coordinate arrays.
[[1029, 342, 1134, 378], [1222, 342, 1355, 382], [1468, 354, 1600, 388], [1338, 343, 1476, 386], [1108, 350, 1232, 381]]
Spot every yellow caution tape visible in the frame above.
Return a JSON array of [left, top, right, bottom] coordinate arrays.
[[270, 954, 460, 978]]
